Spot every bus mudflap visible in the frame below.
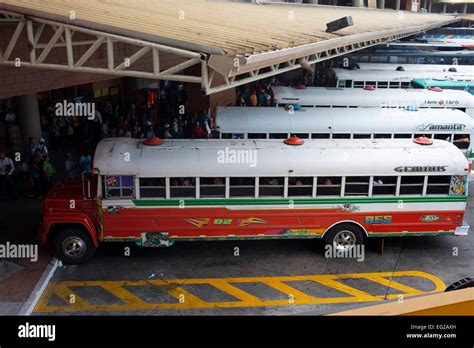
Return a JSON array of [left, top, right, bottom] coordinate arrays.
[[454, 222, 470, 236]]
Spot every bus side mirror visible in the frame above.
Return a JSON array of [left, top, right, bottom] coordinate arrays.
[[82, 170, 98, 200]]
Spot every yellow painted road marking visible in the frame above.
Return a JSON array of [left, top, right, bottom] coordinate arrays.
[[34, 271, 445, 313]]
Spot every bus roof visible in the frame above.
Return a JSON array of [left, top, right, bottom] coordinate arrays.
[[355, 63, 474, 73], [216, 107, 474, 135], [271, 86, 474, 107], [412, 79, 474, 88], [330, 68, 474, 82], [94, 138, 468, 178]]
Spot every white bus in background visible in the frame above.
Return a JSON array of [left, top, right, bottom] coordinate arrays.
[[215, 106, 474, 165], [328, 68, 474, 89], [271, 87, 474, 117], [354, 63, 474, 73]]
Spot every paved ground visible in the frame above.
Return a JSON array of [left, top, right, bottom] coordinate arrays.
[[1, 184, 473, 316], [29, 183, 474, 315]]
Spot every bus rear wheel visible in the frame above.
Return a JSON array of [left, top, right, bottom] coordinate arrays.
[[324, 223, 364, 254], [53, 227, 95, 264]]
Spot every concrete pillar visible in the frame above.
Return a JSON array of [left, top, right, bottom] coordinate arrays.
[[442, 3, 447, 12], [394, 0, 401, 10], [422, 0, 427, 10], [305, 0, 318, 3], [463, 3, 468, 13], [378, 0, 385, 9], [14, 94, 41, 146], [352, 0, 363, 7], [428, 0, 432, 12]]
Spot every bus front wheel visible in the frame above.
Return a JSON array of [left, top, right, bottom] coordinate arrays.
[[323, 223, 364, 254], [53, 227, 95, 264]]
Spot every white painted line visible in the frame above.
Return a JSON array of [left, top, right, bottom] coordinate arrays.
[[18, 257, 59, 316]]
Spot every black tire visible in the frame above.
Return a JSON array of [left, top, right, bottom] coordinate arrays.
[[323, 223, 364, 256], [53, 226, 95, 264]]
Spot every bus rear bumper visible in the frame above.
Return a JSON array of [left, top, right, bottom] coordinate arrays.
[[454, 222, 470, 236]]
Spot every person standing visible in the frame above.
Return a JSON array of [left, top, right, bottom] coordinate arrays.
[[4, 108, 16, 145], [79, 150, 92, 173], [0, 152, 15, 199], [42, 155, 55, 192]]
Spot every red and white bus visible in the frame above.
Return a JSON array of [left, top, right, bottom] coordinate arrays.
[[40, 137, 470, 264]]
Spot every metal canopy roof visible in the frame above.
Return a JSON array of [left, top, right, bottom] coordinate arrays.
[[0, 0, 458, 95]]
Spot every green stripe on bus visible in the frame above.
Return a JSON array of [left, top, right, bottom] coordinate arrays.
[[132, 196, 467, 207]]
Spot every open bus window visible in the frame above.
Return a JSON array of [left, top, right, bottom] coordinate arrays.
[[394, 134, 411, 139], [400, 176, 424, 195], [220, 133, 233, 139], [390, 82, 401, 88], [293, 133, 309, 139], [170, 177, 196, 198], [230, 177, 255, 197], [401, 82, 411, 89], [312, 133, 330, 139], [259, 177, 284, 197], [372, 176, 397, 196], [248, 133, 266, 139], [434, 134, 452, 142], [269, 133, 288, 139], [453, 134, 470, 150], [353, 81, 364, 88], [140, 178, 165, 198], [378, 82, 388, 88], [374, 134, 392, 139], [288, 177, 313, 197], [200, 177, 225, 198], [353, 134, 371, 139], [426, 176, 451, 195], [414, 133, 432, 138], [344, 176, 370, 196], [332, 133, 351, 139], [317, 177, 342, 196], [104, 175, 134, 199]]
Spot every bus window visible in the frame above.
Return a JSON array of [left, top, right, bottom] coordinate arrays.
[[434, 134, 452, 142], [453, 134, 470, 149], [394, 134, 411, 139], [374, 134, 392, 139], [104, 175, 135, 199], [401, 82, 411, 89], [415, 134, 432, 138], [248, 133, 267, 139], [353, 134, 371, 139], [221, 133, 233, 139], [200, 177, 225, 198], [140, 178, 165, 198], [354, 81, 364, 88], [426, 176, 451, 195], [230, 177, 255, 197], [288, 177, 313, 197], [338, 80, 346, 88], [170, 177, 196, 198], [269, 133, 288, 139], [366, 81, 376, 88], [344, 176, 370, 196], [345, 80, 352, 88], [293, 133, 309, 139], [259, 177, 284, 197], [399, 176, 425, 195], [378, 82, 388, 88], [390, 82, 400, 88], [372, 176, 397, 196], [332, 134, 351, 139], [317, 177, 342, 196], [311, 133, 330, 139]]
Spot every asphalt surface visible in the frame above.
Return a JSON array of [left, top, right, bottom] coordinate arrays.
[[29, 183, 474, 315]]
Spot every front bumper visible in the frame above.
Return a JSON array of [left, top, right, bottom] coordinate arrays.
[[454, 222, 470, 236]]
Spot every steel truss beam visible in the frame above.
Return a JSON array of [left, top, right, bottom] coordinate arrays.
[[0, 9, 458, 96], [0, 10, 204, 84]]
